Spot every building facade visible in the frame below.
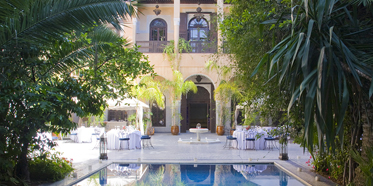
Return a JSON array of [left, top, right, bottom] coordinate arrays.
[[111, 0, 232, 133]]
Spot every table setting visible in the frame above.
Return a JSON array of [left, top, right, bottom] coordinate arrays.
[[232, 126, 277, 150], [106, 126, 141, 150], [70, 126, 105, 143]]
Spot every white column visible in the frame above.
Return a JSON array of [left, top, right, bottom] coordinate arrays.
[[217, 0, 224, 49], [174, 0, 180, 69], [132, 18, 137, 44], [215, 100, 221, 127]]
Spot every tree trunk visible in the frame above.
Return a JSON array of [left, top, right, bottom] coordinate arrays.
[[353, 103, 373, 185], [16, 137, 30, 181]]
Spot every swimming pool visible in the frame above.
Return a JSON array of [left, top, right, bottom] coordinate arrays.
[[74, 163, 305, 186]]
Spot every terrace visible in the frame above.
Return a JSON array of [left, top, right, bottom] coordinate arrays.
[[48, 132, 337, 186]]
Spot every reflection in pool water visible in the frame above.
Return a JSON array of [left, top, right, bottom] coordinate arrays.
[[74, 163, 305, 186]]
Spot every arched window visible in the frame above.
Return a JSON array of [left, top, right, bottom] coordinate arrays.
[[188, 18, 209, 41], [150, 19, 167, 41], [151, 99, 166, 127]]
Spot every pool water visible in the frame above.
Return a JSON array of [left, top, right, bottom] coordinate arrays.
[[74, 163, 305, 186]]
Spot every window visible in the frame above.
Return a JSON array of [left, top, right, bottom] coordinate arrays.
[[108, 110, 128, 121], [188, 18, 209, 41], [150, 19, 167, 41], [152, 101, 166, 127]]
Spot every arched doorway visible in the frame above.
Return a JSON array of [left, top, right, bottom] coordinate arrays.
[[188, 87, 209, 129], [181, 86, 215, 132]]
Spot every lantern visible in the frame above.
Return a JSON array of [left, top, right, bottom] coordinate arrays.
[[99, 168, 107, 186], [99, 133, 108, 160], [278, 134, 288, 160]]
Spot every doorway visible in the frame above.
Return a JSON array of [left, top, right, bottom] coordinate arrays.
[[189, 103, 208, 128]]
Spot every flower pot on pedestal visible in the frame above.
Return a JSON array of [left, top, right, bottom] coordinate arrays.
[[216, 126, 225, 135], [171, 126, 179, 135]]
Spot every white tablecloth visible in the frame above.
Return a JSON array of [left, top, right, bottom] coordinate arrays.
[[233, 130, 266, 150], [107, 129, 141, 150], [70, 127, 104, 143]]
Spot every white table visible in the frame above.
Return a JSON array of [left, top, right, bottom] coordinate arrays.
[[70, 127, 104, 143], [107, 129, 141, 150], [189, 128, 208, 141], [233, 130, 267, 150]]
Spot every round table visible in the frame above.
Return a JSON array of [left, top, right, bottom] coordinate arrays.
[[189, 128, 208, 141]]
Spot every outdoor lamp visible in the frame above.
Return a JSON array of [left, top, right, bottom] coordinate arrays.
[[278, 133, 289, 160], [153, 4, 161, 16], [99, 168, 107, 186], [194, 2, 204, 22], [99, 133, 108, 160]]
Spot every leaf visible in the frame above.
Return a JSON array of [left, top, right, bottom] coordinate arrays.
[[301, 19, 314, 78]]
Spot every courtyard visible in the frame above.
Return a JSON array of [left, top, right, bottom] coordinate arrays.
[[48, 132, 337, 186]]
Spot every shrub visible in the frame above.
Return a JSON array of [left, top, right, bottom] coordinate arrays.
[[28, 151, 73, 182]]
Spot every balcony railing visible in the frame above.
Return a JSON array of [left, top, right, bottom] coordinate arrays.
[[137, 41, 169, 53], [136, 41, 217, 53]]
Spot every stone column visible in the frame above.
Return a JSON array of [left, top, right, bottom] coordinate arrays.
[[174, 0, 180, 70], [132, 18, 137, 44], [217, 0, 224, 49]]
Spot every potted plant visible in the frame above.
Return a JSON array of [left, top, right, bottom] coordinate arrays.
[[134, 76, 165, 135], [164, 70, 197, 135], [214, 80, 242, 135]]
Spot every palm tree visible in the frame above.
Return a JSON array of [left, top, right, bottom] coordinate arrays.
[[163, 70, 197, 132], [135, 76, 165, 133], [214, 80, 242, 129], [0, 0, 138, 181], [252, 0, 373, 183]]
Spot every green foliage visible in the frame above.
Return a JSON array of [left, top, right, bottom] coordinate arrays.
[[311, 148, 347, 181], [163, 38, 192, 70], [128, 113, 137, 126], [351, 147, 373, 186], [162, 70, 197, 126], [0, 0, 153, 182], [28, 151, 74, 182], [221, 0, 292, 128]]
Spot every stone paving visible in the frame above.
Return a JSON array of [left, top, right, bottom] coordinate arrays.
[[47, 132, 337, 186]]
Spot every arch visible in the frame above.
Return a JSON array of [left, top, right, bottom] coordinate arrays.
[[188, 18, 209, 41], [149, 18, 167, 41], [184, 73, 216, 89], [151, 98, 166, 127]]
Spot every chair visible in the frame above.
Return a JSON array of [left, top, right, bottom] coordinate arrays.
[[245, 132, 256, 150], [141, 135, 153, 149], [223, 135, 238, 149], [92, 129, 102, 149], [70, 133, 78, 143], [119, 137, 130, 150], [264, 136, 277, 150]]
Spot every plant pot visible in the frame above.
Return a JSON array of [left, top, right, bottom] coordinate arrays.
[[230, 129, 236, 136], [216, 126, 225, 135], [147, 127, 155, 136], [171, 126, 179, 135]]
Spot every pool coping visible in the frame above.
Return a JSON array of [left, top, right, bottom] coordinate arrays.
[[52, 159, 337, 186]]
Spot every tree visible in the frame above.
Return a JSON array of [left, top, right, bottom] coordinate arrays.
[[220, 0, 293, 126], [251, 0, 373, 184], [135, 76, 165, 130], [0, 0, 154, 182], [163, 70, 197, 127]]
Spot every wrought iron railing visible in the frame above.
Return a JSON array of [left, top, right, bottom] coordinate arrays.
[[136, 41, 169, 53], [136, 41, 217, 53]]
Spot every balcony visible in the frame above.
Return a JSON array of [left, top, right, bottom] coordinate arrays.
[[136, 41, 217, 53]]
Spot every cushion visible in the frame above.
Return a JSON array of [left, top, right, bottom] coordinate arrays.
[[246, 138, 255, 141], [227, 136, 237, 140], [141, 136, 151, 139], [119, 138, 130, 140]]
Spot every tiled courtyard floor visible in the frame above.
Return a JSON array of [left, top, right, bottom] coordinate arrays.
[[47, 132, 337, 186]]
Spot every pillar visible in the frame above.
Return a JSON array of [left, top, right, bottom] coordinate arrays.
[[217, 0, 224, 49]]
